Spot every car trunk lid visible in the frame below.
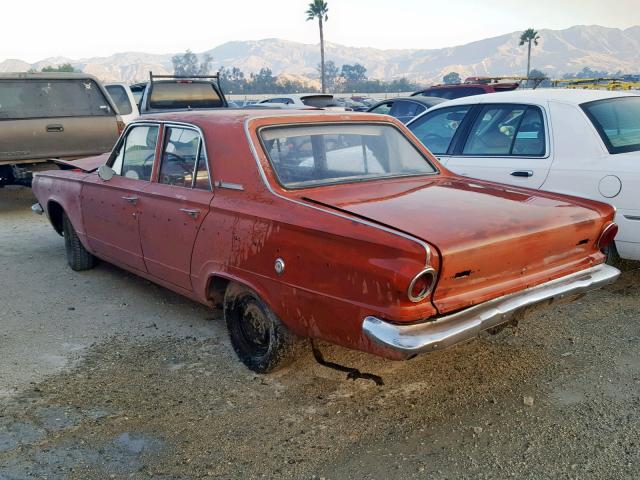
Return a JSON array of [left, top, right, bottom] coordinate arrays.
[[301, 176, 611, 314]]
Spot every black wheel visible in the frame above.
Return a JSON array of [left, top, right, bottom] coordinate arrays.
[[224, 283, 299, 373], [62, 213, 96, 271]]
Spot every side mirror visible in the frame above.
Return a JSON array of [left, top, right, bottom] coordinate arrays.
[[97, 165, 115, 181]]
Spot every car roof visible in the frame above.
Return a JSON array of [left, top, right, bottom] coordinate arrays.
[[139, 108, 382, 126], [373, 96, 446, 106], [430, 88, 640, 107]]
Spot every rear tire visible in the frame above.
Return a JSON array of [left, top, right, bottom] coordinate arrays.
[[62, 213, 96, 271], [224, 283, 299, 373]]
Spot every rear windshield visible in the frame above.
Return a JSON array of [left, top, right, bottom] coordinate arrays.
[[416, 87, 486, 100], [581, 97, 640, 154], [260, 123, 436, 188], [105, 85, 133, 115], [148, 81, 222, 110], [300, 95, 336, 108], [0, 79, 113, 119]]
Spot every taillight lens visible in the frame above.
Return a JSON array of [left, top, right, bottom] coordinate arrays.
[[408, 268, 436, 303], [597, 223, 618, 250]]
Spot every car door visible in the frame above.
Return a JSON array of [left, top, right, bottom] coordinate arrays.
[[407, 104, 474, 164], [445, 103, 552, 188], [138, 125, 214, 291], [82, 123, 160, 271]]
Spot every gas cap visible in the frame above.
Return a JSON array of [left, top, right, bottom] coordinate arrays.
[[598, 175, 622, 198]]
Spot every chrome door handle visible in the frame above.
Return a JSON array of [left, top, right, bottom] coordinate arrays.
[[179, 208, 200, 218], [121, 196, 138, 204], [511, 170, 533, 178]]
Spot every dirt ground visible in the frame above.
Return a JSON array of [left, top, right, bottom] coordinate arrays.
[[1, 186, 639, 480]]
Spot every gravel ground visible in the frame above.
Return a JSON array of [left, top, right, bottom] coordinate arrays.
[[0, 186, 638, 479]]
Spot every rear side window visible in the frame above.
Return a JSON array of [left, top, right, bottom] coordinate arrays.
[[148, 82, 222, 109], [417, 87, 485, 100], [463, 105, 545, 157], [408, 106, 472, 154], [389, 101, 421, 119], [158, 127, 210, 190], [369, 102, 392, 115], [105, 85, 133, 115], [582, 97, 640, 154], [0, 79, 113, 119]]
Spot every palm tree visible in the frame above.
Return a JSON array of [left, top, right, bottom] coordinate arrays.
[[519, 28, 541, 79], [306, 0, 329, 93]]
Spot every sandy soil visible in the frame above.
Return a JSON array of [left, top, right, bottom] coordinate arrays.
[[1, 186, 638, 479]]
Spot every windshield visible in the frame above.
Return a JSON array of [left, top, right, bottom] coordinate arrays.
[[260, 123, 436, 188], [581, 97, 640, 154], [148, 81, 222, 110]]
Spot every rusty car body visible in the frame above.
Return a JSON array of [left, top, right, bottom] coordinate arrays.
[[31, 110, 621, 372]]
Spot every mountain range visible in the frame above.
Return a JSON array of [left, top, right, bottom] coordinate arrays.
[[1, 25, 638, 85]]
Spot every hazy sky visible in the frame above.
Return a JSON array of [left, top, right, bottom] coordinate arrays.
[[1, 0, 638, 62]]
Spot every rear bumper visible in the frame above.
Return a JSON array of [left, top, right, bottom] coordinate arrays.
[[363, 264, 620, 359]]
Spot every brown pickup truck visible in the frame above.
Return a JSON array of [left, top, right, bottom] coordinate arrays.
[[0, 72, 123, 186]]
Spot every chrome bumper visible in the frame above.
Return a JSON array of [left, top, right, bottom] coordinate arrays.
[[363, 264, 620, 358], [31, 203, 43, 215]]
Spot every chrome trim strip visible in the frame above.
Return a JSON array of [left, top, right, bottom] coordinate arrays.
[[363, 263, 620, 358], [624, 215, 640, 221], [216, 181, 244, 191], [243, 118, 433, 266]]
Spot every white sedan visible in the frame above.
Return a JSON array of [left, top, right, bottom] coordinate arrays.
[[407, 89, 640, 262]]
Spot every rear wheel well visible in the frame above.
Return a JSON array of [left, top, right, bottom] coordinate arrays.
[[207, 275, 231, 309], [47, 201, 64, 236]]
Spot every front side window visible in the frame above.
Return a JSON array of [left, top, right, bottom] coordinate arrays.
[[260, 123, 436, 188], [408, 106, 471, 154], [111, 125, 159, 181], [582, 97, 640, 154], [105, 85, 133, 115], [463, 105, 545, 157], [0, 79, 113, 119], [158, 127, 210, 190]]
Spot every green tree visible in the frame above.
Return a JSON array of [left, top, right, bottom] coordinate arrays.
[[306, 0, 329, 93], [319, 60, 339, 91], [172, 50, 212, 76], [442, 72, 461, 84], [519, 28, 540, 79], [341, 63, 367, 84], [41, 63, 76, 73], [526, 68, 549, 88]]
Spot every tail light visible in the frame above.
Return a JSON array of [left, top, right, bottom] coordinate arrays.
[[597, 222, 618, 250], [116, 118, 126, 135], [408, 267, 437, 303]]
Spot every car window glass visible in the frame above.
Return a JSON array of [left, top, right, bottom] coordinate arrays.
[[0, 79, 112, 119], [112, 125, 158, 180], [512, 108, 545, 156], [148, 82, 222, 109], [418, 87, 485, 100], [390, 101, 420, 118], [261, 124, 436, 188], [158, 127, 202, 188], [194, 147, 211, 190], [582, 97, 640, 154], [370, 102, 392, 114], [408, 106, 471, 155], [463, 105, 545, 156], [105, 85, 133, 115]]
